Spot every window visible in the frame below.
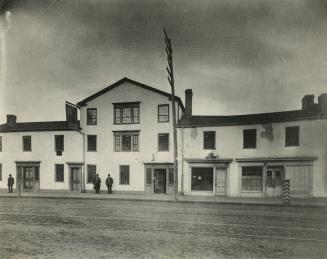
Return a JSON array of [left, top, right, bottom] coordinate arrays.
[[55, 164, 64, 182], [191, 167, 213, 191], [114, 102, 140, 124], [0, 164, 2, 181], [87, 165, 96, 183], [241, 167, 263, 191], [146, 168, 152, 185], [120, 165, 130, 185], [87, 135, 97, 151], [158, 133, 169, 151], [285, 126, 299, 146], [114, 132, 139, 152], [158, 104, 169, 122], [23, 136, 32, 151], [243, 129, 256, 149], [0, 136, 2, 152], [55, 135, 64, 152], [87, 108, 97, 125], [34, 167, 39, 181], [169, 168, 174, 185], [203, 131, 215, 149]]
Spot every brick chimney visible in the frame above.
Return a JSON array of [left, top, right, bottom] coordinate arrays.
[[302, 95, 314, 111], [318, 93, 327, 116], [6, 114, 17, 126], [184, 89, 193, 117]]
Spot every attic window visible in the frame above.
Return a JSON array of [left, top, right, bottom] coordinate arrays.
[[113, 102, 140, 124]]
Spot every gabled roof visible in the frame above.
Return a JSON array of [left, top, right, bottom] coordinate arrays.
[[178, 109, 326, 127], [76, 77, 184, 110], [0, 121, 80, 133]]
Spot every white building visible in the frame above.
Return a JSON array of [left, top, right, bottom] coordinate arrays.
[[178, 90, 327, 198]]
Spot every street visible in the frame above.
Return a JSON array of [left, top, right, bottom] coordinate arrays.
[[0, 197, 326, 258]]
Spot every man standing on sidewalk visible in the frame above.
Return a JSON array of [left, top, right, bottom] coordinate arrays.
[[7, 174, 14, 193], [94, 174, 101, 194], [106, 174, 113, 194]]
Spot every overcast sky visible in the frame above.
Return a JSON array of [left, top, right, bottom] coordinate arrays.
[[0, 0, 327, 123]]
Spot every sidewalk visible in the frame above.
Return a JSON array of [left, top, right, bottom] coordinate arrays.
[[0, 190, 326, 207]]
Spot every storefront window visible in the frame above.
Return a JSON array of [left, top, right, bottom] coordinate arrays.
[[191, 167, 213, 191], [242, 167, 263, 191]]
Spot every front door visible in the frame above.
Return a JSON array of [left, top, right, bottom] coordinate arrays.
[[23, 167, 34, 190], [266, 168, 283, 197], [215, 168, 227, 195], [70, 167, 80, 191], [153, 169, 166, 194]]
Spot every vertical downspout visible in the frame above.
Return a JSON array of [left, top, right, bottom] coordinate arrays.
[[78, 131, 86, 193], [181, 125, 184, 195]]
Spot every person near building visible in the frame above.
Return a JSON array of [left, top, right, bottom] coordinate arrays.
[[7, 174, 14, 193], [106, 174, 113, 194], [94, 174, 101, 194]]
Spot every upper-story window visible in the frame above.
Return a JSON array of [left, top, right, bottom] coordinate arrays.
[[285, 126, 299, 146], [55, 135, 64, 155], [243, 129, 256, 149], [114, 131, 139, 152], [0, 136, 2, 152], [158, 133, 169, 151], [158, 104, 169, 122], [87, 108, 97, 125], [23, 136, 32, 152], [87, 135, 97, 151], [203, 131, 215, 149], [114, 102, 140, 124]]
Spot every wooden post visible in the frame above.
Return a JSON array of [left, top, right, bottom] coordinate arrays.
[[163, 28, 178, 200]]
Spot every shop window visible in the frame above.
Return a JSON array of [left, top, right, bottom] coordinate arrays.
[[23, 136, 32, 151], [158, 104, 169, 122], [241, 167, 262, 191], [191, 167, 213, 191], [120, 165, 130, 185], [55, 164, 64, 182], [87, 165, 96, 183], [243, 129, 256, 149], [87, 108, 97, 125], [146, 168, 152, 185], [158, 133, 169, 151], [34, 167, 39, 181], [285, 126, 299, 146], [203, 131, 215, 149], [87, 135, 97, 151]]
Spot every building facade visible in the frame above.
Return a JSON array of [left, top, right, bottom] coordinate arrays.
[[178, 91, 327, 198]]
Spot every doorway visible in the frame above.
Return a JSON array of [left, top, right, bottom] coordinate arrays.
[[23, 167, 34, 190], [215, 168, 227, 195], [153, 169, 166, 194], [70, 167, 80, 191], [266, 168, 283, 197]]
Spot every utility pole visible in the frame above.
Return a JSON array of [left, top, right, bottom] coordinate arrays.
[[163, 28, 178, 200]]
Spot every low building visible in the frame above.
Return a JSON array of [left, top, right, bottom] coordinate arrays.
[[178, 91, 327, 198]]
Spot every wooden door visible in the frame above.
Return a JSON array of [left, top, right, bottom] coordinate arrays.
[[23, 167, 34, 190], [154, 169, 166, 194], [266, 168, 283, 197], [215, 168, 227, 195], [70, 167, 80, 191]]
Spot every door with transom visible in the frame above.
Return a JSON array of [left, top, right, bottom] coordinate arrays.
[[266, 168, 283, 197], [23, 167, 34, 190], [70, 167, 80, 191]]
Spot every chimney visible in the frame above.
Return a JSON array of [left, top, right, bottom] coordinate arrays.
[[318, 93, 327, 116], [302, 95, 314, 111], [184, 89, 193, 116], [6, 114, 17, 126]]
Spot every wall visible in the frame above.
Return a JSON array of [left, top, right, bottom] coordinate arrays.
[[0, 130, 83, 190], [80, 81, 182, 192], [178, 118, 327, 197]]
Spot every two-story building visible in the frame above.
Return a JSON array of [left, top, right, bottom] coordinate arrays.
[[178, 90, 327, 198]]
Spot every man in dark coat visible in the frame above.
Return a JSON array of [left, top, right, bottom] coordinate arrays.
[[106, 174, 113, 194], [94, 174, 101, 194], [7, 174, 14, 193]]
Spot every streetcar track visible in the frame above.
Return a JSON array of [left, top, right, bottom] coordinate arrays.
[[1, 219, 326, 243]]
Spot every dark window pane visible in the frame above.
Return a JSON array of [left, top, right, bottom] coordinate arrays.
[[146, 168, 152, 185], [120, 165, 129, 185], [169, 168, 174, 185], [158, 133, 169, 151], [266, 171, 273, 187], [55, 164, 64, 182], [191, 167, 213, 191], [203, 131, 215, 149], [243, 129, 256, 149], [158, 105, 169, 122], [285, 126, 299, 146], [122, 135, 131, 151], [34, 167, 39, 181], [242, 167, 262, 191], [87, 108, 97, 125], [23, 136, 31, 151], [55, 135, 64, 151], [0, 164, 2, 181], [87, 135, 97, 151], [87, 165, 96, 183], [0, 136, 2, 152]]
